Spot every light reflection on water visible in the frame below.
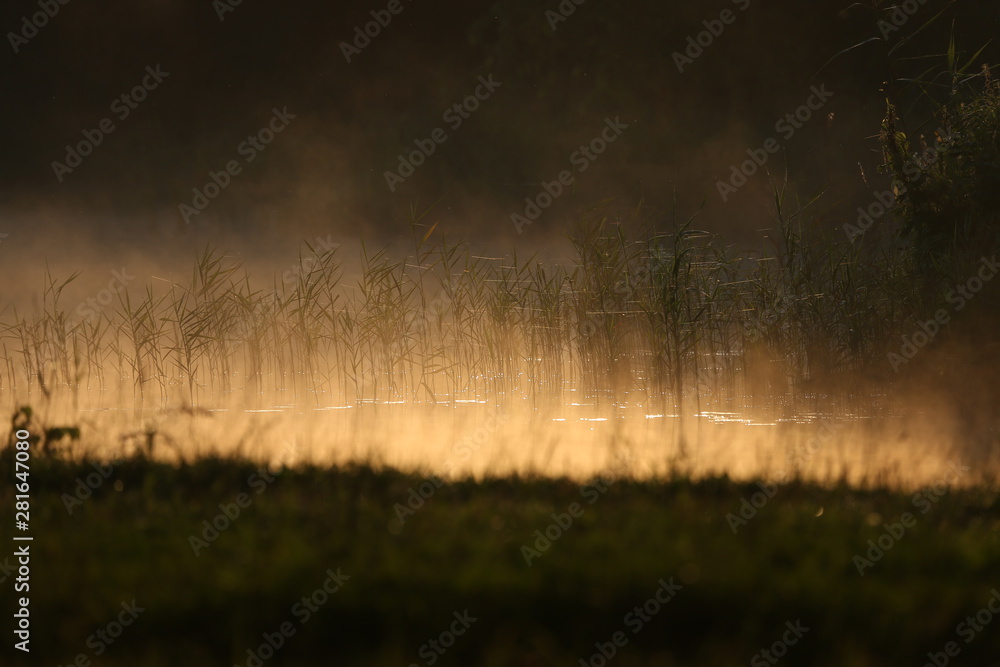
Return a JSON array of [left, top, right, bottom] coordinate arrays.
[[39, 396, 991, 489]]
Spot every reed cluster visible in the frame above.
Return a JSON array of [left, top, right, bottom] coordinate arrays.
[[0, 193, 917, 419]]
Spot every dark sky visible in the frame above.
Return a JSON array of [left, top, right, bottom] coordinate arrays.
[[1, 0, 997, 274]]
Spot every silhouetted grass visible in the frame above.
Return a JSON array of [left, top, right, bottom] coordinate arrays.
[[4, 449, 998, 666]]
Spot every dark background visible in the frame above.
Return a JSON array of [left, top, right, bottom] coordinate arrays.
[[1, 0, 997, 277]]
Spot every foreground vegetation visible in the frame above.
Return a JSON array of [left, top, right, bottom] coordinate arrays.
[[3, 450, 999, 666]]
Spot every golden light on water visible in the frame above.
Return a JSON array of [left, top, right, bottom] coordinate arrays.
[[3, 233, 997, 490], [39, 394, 985, 490]]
